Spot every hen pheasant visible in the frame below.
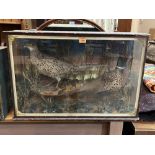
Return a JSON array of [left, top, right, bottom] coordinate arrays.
[[24, 45, 77, 88]]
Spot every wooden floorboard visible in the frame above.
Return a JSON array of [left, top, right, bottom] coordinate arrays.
[[133, 121, 155, 135]]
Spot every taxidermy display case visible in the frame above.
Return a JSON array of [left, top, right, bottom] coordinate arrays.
[[4, 30, 148, 120], [0, 46, 11, 120]]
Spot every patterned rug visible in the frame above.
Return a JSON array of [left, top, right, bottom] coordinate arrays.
[[143, 63, 155, 93]]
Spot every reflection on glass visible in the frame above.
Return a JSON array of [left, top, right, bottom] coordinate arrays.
[[11, 37, 146, 116]]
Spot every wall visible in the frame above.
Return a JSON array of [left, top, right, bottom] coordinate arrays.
[[131, 19, 140, 32], [131, 19, 155, 33], [90, 19, 115, 32]]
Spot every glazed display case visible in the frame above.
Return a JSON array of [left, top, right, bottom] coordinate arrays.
[[0, 46, 11, 120], [4, 30, 148, 120]]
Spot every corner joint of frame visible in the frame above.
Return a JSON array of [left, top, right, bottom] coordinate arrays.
[[8, 35, 15, 43]]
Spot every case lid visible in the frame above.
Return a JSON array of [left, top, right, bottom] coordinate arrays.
[[3, 30, 149, 38]]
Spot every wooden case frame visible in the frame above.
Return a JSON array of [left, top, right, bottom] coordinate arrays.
[[4, 30, 149, 121]]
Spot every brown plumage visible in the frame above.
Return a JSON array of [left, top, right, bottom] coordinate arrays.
[[25, 45, 77, 88]]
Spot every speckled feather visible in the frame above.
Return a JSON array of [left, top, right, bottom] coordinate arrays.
[[26, 45, 77, 82]]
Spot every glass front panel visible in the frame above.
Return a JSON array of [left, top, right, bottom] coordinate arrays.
[[9, 35, 146, 117]]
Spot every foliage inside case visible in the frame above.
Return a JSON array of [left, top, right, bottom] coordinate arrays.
[[13, 38, 135, 115]]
